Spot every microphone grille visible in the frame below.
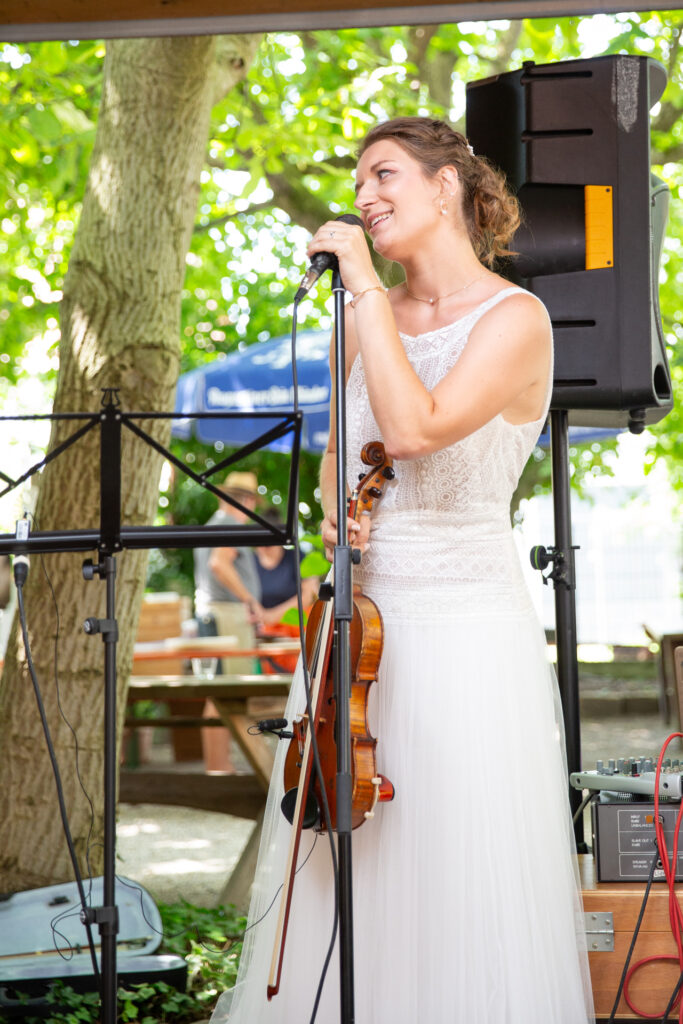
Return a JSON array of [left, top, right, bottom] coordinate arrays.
[[336, 213, 364, 230]]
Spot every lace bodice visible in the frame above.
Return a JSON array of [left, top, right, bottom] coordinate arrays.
[[346, 287, 552, 618]]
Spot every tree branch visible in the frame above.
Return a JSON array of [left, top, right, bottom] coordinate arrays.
[[210, 34, 263, 107], [652, 141, 683, 164]]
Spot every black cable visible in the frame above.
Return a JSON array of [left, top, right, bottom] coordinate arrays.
[[659, 969, 683, 1023], [39, 548, 99, 882], [115, 833, 319, 954], [607, 838, 660, 1024], [13, 558, 101, 984], [572, 790, 595, 827], [24, 515, 100, 938]]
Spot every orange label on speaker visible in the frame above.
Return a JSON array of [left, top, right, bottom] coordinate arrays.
[[585, 186, 614, 270]]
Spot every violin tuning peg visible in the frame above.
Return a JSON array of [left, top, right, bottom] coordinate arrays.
[[358, 472, 365, 481], [367, 486, 382, 499], [382, 467, 396, 480]]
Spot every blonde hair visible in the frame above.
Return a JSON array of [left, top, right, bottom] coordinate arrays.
[[358, 117, 519, 267]]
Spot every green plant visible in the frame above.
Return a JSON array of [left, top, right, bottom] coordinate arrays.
[[158, 900, 246, 1014], [0, 901, 246, 1024]]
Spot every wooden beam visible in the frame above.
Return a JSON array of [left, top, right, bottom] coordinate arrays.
[[1, 0, 675, 43], [119, 767, 265, 818], [7, 0, 453, 25]]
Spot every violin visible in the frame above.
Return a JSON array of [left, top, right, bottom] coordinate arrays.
[[267, 440, 396, 1000]]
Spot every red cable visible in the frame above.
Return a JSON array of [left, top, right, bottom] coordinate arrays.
[[623, 956, 682, 1019], [618, 733, 683, 1020]]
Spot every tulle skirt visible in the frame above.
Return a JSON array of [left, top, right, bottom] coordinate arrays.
[[211, 590, 594, 1024]]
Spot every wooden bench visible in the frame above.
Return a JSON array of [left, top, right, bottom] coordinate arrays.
[[130, 593, 200, 760], [121, 672, 293, 909], [675, 645, 683, 730], [123, 673, 291, 796], [643, 627, 683, 724], [581, 853, 682, 1019]]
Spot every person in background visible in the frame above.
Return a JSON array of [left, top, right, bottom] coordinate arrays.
[[254, 509, 319, 626], [194, 470, 265, 771], [253, 509, 319, 674]]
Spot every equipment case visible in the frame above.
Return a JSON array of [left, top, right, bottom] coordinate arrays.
[[581, 854, 683, 1020]]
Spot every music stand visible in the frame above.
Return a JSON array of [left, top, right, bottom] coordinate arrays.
[[0, 390, 303, 1024]]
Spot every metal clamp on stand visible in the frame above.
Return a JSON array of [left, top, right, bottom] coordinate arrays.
[[530, 543, 579, 588]]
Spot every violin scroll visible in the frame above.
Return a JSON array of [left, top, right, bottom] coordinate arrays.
[[349, 441, 395, 521]]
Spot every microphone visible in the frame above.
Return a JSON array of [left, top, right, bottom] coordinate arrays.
[[295, 213, 364, 301]]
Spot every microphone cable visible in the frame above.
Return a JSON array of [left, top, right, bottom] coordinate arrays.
[[13, 554, 101, 985]]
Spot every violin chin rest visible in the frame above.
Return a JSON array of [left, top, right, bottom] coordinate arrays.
[[281, 787, 320, 831]]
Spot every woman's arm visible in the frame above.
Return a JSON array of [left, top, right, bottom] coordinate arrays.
[[208, 547, 266, 622], [307, 219, 551, 464], [349, 288, 551, 460]]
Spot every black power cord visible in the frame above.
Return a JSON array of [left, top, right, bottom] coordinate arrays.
[[12, 554, 101, 986], [607, 837, 660, 1024]]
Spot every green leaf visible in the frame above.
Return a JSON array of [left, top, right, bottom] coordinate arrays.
[[51, 99, 94, 134]]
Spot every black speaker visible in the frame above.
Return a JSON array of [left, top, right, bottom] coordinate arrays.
[[466, 55, 673, 431]]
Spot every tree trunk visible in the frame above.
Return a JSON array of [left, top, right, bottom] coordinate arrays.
[[0, 33, 260, 891]]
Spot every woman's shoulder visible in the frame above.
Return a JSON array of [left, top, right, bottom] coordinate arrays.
[[474, 284, 551, 337]]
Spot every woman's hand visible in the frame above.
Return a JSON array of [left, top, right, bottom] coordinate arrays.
[[321, 508, 371, 563], [307, 219, 379, 301], [246, 597, 267, 627]]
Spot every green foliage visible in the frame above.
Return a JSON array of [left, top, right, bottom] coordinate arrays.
[[0, 901, 246, 1024], [0, 979, 197, 1024], [158, 899, 246, 1011], [2, 14, 682, 562], [0, 41, 103, 384]]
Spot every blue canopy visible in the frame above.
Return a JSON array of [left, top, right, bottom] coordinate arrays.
[[537, 425, 621, 447], [173, 331, 622, 456], [173, 330, 331, 453]]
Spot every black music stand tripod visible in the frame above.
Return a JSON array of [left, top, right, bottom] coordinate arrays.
[[0, 392, 302, 1024]]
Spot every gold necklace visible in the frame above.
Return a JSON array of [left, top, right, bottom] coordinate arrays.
[[404, 274, 486, 306]]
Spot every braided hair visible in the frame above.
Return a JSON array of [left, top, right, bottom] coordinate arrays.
[[357, 117, 520, 267]]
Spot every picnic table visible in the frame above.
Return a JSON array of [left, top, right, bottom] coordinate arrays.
[[122, 636, 300, 908]]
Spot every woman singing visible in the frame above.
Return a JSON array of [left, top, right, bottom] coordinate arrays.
[[212, 116, 594, 1024]]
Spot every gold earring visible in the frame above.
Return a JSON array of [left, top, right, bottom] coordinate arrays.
[[440, 198, 447, 216]]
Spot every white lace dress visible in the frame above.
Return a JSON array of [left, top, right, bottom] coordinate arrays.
[[212, 287, 594, 1024]]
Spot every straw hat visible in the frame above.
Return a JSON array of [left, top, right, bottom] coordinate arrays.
[[223, 471, 258, 497]]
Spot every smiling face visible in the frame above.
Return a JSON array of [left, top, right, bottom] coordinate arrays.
[[354, 138, 446, 261]]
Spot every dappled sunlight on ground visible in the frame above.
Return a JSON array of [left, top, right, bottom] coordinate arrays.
[[148, 858, 237, 877], [117, 820, 162, 838], [117, 804, 253, 906]]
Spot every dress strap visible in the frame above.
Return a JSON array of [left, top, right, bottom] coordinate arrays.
[[467, 285, 542, 327]]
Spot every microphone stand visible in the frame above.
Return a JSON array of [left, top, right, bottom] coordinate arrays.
[[330, 266, 356, 1024]]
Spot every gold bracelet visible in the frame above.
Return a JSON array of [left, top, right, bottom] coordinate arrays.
[[350, 285, 385, 309]]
